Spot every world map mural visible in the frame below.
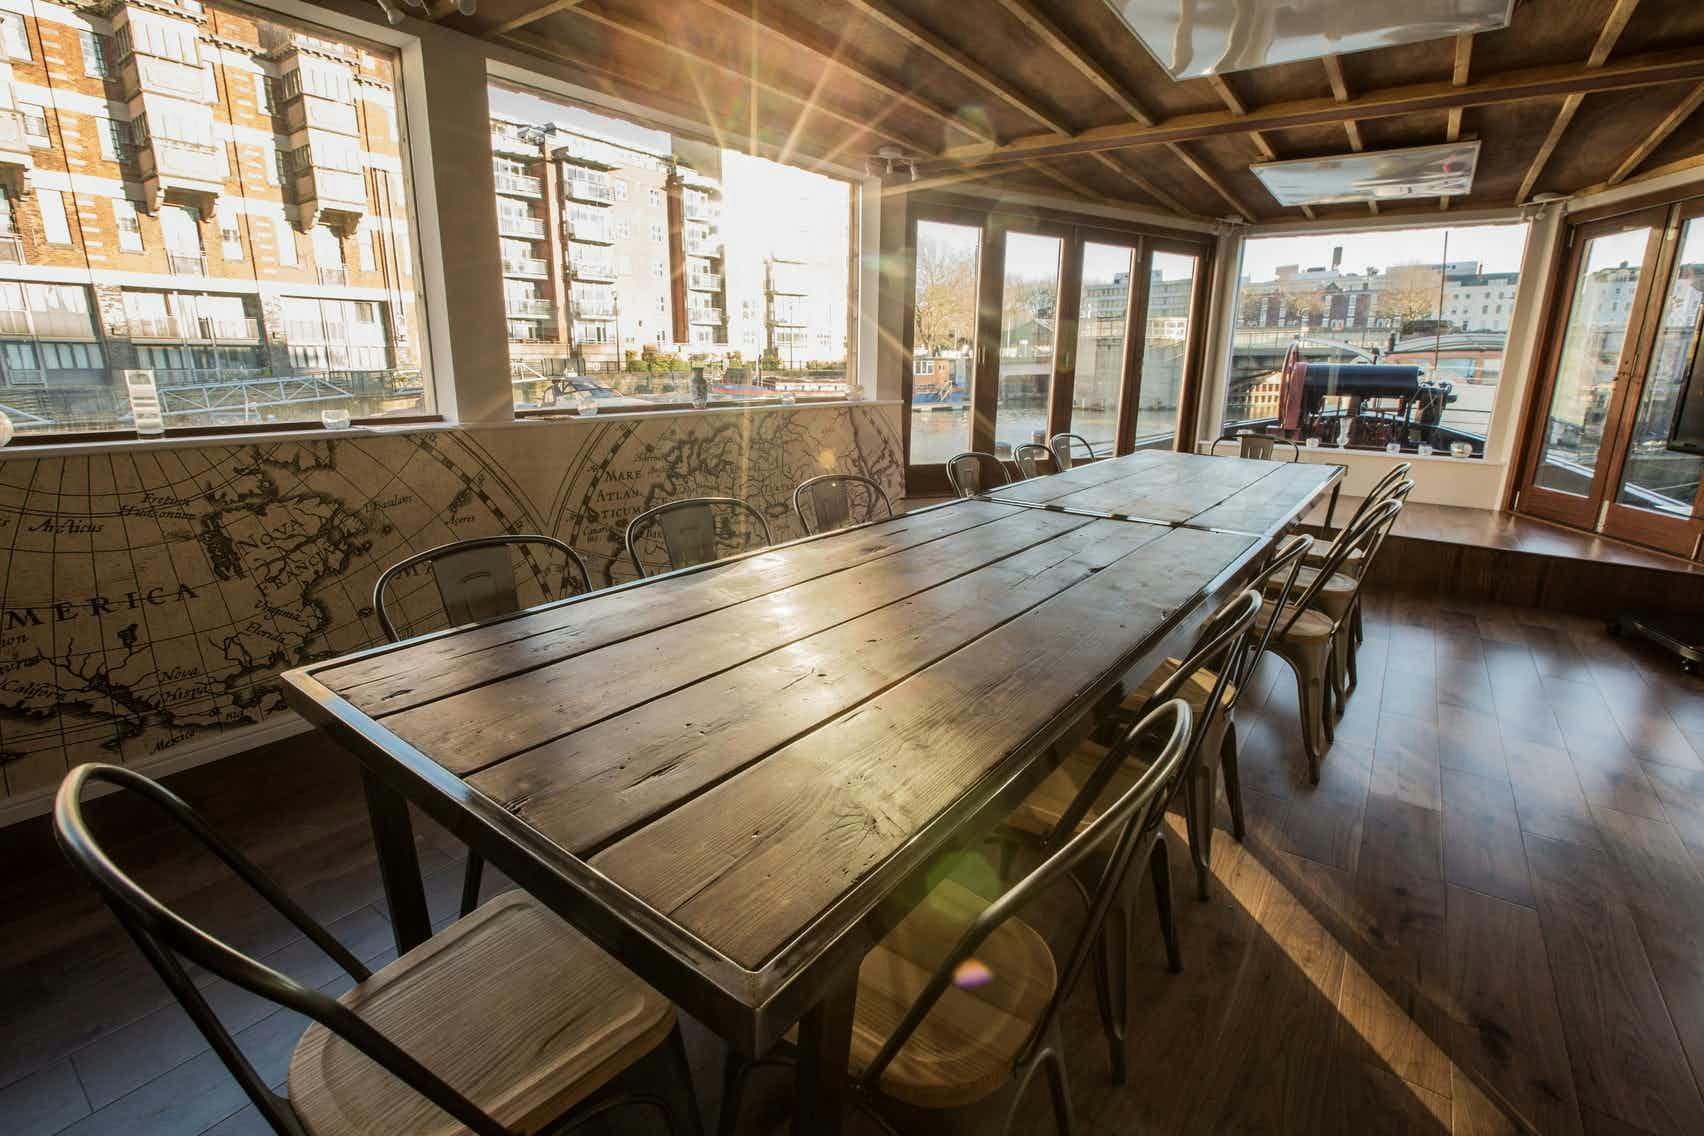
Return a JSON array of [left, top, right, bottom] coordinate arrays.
[[0, 404, 904, 806]]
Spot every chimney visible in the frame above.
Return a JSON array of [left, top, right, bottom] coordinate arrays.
[[1331, 245, 1343, 271]]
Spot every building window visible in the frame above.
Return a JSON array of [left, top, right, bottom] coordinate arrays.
[[615, 219, 630, 239], [650, 222, 663, 242], [0, 13, 29, 61], [80, 30, 110, 78], [275, 216, 298, 267], [613, 178, 628, 201], [357, 229, 375, 271], [113, 199, 143, 252], [254, 74, 271, 115], [647, 187, 662, 208], [20, 104, 48, 146], [97, 117, 130, 162], [217, 206, 242, 260], [37, 189, 71, 245]]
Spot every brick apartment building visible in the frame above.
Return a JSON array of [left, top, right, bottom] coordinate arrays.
[[0, 0, 419, 432]]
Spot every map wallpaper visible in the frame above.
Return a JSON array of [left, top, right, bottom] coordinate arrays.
[[0, 403, 904, 807]]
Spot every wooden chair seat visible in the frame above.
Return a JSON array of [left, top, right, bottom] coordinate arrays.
[[1120, 655, 1236, 718], [289, 892, 675, 1136], [1303, 545, 1365, 572], [1261, 597, 1334, 642], [848, 879, 1056, 1109], [1006, 739, 1141, 838]]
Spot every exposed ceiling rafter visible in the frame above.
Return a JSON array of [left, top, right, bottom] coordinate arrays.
[[1606, 80, 1704, 185], [483, 0, 586, 38], [1515, 0, 1641, 203]]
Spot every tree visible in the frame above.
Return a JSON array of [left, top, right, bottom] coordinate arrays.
[[913, 234, 978, 352], [1379, 263, 1444, 330]]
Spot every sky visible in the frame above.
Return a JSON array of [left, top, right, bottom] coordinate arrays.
[[1239, 222, 1531, 283]]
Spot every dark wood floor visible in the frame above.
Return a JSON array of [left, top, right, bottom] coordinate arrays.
[[3, 591, 1703, 1135]]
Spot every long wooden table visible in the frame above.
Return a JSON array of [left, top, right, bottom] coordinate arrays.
[[280, 451, 1341, 1134]]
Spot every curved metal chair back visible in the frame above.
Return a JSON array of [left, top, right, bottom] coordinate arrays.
[[1238, 534, 1313, 692], [53, 764, 515, 1136], [1211, 432, 1300, 461], [1011, 442, 1059, 480], [1279, 498, 1402, 637], [855, 698, 1193, 1096], [373, 534, 590, 642], [944, 451, 1009, 497], [625, 496, 773, 577], [792, 473, 894, 535], [1049, 432, 1097, 470], [1126, 588, 1262, 764], [1318, 475, 1413, 573], [1338, 461, 1413, 535]]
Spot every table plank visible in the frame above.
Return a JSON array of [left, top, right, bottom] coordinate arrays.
[[987, 449, 1172, 504], [1186, 461, 1342, 536], [467, 517, 1174, 855], [323, 500, 1022, 717], [383, 508, 1094, 774], [989, 451, 1284, 524], [589, 524, 1256, 969]]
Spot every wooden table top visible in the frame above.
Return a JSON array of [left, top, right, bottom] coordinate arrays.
[[987, 449, 1341, 533], [282, 451, 1339, 1051]]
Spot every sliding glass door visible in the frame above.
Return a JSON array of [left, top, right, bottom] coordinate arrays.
[[1519, 202, 1704, 557], [908, 216, 982, 468], [1132, 247, 1202, 450], [992, 230, 1065, 455], [1067, 242, 1138, 455]]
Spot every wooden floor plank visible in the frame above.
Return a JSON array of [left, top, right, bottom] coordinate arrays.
[[1441, 769, 1535, 908], [1524, 832, 1704, 1134]]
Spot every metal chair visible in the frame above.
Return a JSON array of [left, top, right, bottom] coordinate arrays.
[[1261, 499, 1403, 781], [1104, 534, 1312, 846], [944, 451, 1009, 497], [1305, 460, 1412, 577], [54, 764, 702, 1136], [717, 699, 1194, 1135], [373, 535, 591, 917], [1048, 433, 1097, 470], [1211, 432, 1301, 461], [792, 473, 894, 535], [625, 496, 773, 577], [1011, 442, 1059, 480]]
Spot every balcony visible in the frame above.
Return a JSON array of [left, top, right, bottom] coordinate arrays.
[[127, 315, 261, 341], [137, 137, 227, 210], [318, 267, 349, 286], [168, 253, 207, 277], [768, 265, 811, 295], [498, 213, 548, 240], [688, 307, 724, 326], [688, 271, 722, 292], [297, 167, 367, 228], [0, 309, 97, 337], [0, 108, 32, 169], [120, 55, 208, 101], [572, 297, 617, 320], [564, 215, 613, 244], [684, 196, 718, 222], [685, 232, 721, 257], [494, 171, 543, 199], [504, 256, 550, 279], [0, 236, 21, 264], [281, 97, 359, 137], [505, 297, 554, 319], [568, 254, 617, 282], [565, 175, 614, 205], [491, 128, 541, 158], [769, 304, 808, 327], [555, 135, 618, 169]]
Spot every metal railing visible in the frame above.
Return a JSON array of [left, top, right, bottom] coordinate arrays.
[[565, 216, 613, 243], [493, 171, 543, 198], [505, 297, 554, 318], [687, 307, 724, 325], [317, 266, 349, 286], [498, 213, 547, 239], [688, 271, 722, 292], [502, 256, 549, 278], [685, 233, 720, 256], [572, 298, 616, 319], [569, 255, 617, 281], [564, 175, 614, 204], [168, 253, 207, 276]]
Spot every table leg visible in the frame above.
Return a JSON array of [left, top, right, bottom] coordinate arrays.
[[1324, 483, 1342, 530], [362, 768, 432, 954], [792, 975, 857, 1136]]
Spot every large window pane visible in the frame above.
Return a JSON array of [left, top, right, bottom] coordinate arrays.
[[1534, 228, 1652, 495], [1137, 251, 1197, 449], [0, 2, 426, 438], [489, 85, 851, 410], [1615, 218, 1704, 517], [1225, 223, 1528, 455], [1068, 242, 1133, 455], [910, 220, 978, 466], [995, 232, 1061, 455]]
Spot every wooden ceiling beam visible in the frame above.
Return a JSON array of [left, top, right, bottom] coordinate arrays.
[[881, 166, 1008, 197], [1515, 0, 1641, 204], [1206, 75, 1311, 217], [692, 0, 994, 145], [1320, 54, 1376, 213], [989, 0, 1150, 124], [1606, 80, 1704, 185], [1087, 153, 1196, 217], [1446, 31, 1473, 142], [918, 46, 1704, 173], [484, 0, 586, 38], [554, 3, 926, 156], [845, 0, 1073, 135]]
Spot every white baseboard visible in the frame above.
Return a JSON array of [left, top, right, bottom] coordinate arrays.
[[0, 712, 316, 829]]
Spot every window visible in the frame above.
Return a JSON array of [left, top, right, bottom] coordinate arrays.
[[1223, 222, 1530, 457], [81, 30, 110, 78], [312, 225, 343, 267], [0, 1, 428, 439], [37, 189, 71, 245], [491, 79, 853, 409], [113, 199, 143, 252], [0, 13, 29, 61]]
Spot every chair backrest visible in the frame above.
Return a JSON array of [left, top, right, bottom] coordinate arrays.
[[792, 473, 895, 535], [1211, 432, 1300, 461], [1336, 461, 1412, 536], [1236, 534, 1313, 697], [54, 764, 513, 1136], [1319, 476, 1413, 572], [944, 451, 1009, 497], [373, 535, 590, 642], [625, 496, 774, 577], [1011, 443, 1059, 480], [1279, 497, 1403, 636], [854, 698, 1194, 1096], [1049, 433, 1096, 470]]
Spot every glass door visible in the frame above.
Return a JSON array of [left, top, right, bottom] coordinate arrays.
[[990, 229, 1065, 456], [1601, 205, 1704, 556], [1130, 247, 1202, 451], [908, 216, 982, 469], [1064, 241, 1138, 458], [1520, 211, 1665, 529]]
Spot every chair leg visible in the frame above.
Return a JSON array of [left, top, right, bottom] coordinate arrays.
[[662, 1023, 706, 1136], [1293, 661, 1323, 783], [459, 853, 484, 918], [1178, 763, 1211, 902], [1219, 723, 1245, 842], [1352, 597, 1364, 646], [1150, 837, 1181, 973], [1345, 622, 1360, 698], [1321, 658, 1337, 747], [1041, 1046, 1076, 1136], [717, 1049, 748, 1136]]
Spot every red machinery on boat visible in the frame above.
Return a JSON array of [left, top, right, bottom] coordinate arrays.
[[1274, 342, 1456, 448]]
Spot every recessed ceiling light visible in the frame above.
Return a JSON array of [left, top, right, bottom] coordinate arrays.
[[1251, 141, 1481, 206], [1103, 0, 1514, 79]]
